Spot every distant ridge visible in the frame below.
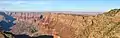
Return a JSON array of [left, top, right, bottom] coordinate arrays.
[[0, 10, 103, 15]]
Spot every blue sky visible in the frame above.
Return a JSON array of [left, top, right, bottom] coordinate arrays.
[[0, 0, 120, 12]]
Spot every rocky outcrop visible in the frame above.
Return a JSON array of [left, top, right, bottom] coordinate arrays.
[[2, 9, 120, 38], [42, 9, 120, 38]]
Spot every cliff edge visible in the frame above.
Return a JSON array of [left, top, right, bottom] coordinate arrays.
[[42, 9, 120, 38]]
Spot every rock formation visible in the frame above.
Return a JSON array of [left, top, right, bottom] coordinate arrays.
[[1, 9, 120, 38], [42, 9, 120, 38]]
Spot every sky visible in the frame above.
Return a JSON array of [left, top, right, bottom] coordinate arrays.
[[0, 0, 120, 12]]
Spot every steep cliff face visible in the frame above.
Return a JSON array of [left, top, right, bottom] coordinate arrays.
[[2, 9, 120, 38], [43, 9, 120, 38]]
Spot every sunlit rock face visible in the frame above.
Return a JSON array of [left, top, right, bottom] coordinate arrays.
[[0, 15, 4, 22], [4, 9, 120, 38], [42, 9, 120, 38]]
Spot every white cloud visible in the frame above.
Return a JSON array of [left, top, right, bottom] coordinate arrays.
[[14, 1, 26, 4], [0, 1, 52, 5], [0, 1, 53, 11], [13, 1, 51, 5], [29, 2, 49, 4], [28, 1, 52, 4], [0, 1, 12, 4]]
